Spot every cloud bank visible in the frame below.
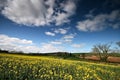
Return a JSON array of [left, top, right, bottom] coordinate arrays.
[[0, 34, 62, 53]]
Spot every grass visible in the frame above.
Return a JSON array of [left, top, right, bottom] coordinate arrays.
[[0, 53, 120, 80]]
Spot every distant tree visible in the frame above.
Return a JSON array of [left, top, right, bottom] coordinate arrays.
[[69, 53, 72, 56], [81, 53, 86, 59], [92, 43, 111, 61], [116, 41, 120, 53], [0, 48, 2, 53], [0, 49, 9, 53]]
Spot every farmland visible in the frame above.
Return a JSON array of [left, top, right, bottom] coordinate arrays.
[[0, 53, 120, 80]]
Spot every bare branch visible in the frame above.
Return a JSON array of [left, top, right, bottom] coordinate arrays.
[[92, 43, 111, 61]]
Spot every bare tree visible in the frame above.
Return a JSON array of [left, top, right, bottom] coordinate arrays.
[[116, 41, 120, 47], [116, 41, 120, 53], [92, 43, 111, 61]]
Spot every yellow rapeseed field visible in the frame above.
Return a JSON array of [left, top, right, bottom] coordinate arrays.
[[0, 53, 120, 80]]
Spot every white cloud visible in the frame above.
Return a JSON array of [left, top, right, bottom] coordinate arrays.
[[0, 34, 40, 53], [71, 43, 85, 48], [0, 0, 7, 10], [0, 34, 32, 45], [55, 0, 76, 26], [63, 34, 75, 39], [54, 13, 70, 26], [62, 0, 76, 15], [76, 10, 120, 32], [64, 39, 73, 43], [49, 33, 76, 45], [45, 28, 68, 36], [54, 28, 67, 34], [51, 41, 62, 45], [0, 34, 77, 53], [62, 34, 76, 43], [0, 34, 63, 53], [2, 0, 76, 26], [14, 45, 41, 53], [40, 43, 62, 53], [45, 32, 55, 36], [2, 0, 48, 26]]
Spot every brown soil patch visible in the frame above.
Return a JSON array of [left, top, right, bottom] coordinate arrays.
[[108, 57, 120, 63], [85, 56, 100, 60], [85, 56, 120, 63]]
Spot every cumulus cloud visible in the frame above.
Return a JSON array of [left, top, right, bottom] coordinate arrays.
[[63, 34, 75, 39], [55, 0, 76, 25], [1, 0, 76, 26], [71, 43, 85, 48], [0, 34, 62, 53], [49, 33, 76, 45], [61, 0, 76, 15], [45, 28, 69, 37], [0, 34, 78, 53], [0, 0, 7, 10], [0, 34, 33, 45], [76, 10, 120, 32], [54, 28, 68, 34], [0, 34, 39, 53], [2, 0, 47, 26], [40, 43, 62, 53], [45, 32, 55, 36], [51, 41, 62, 45], [62, 34, 76, 43]]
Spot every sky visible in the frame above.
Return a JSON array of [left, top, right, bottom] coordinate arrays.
[[0, 0, 120, 53]]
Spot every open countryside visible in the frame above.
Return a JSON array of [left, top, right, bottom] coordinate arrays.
[[0, 0, 120, 80], [0, 53, 120, 80]]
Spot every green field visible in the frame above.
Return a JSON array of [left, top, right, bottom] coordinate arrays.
[[0, 53, 120, 80]]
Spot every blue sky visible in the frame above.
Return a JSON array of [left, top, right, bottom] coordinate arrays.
[[0, 0, 120, 53]]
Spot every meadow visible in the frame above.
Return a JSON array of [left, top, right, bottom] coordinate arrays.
[[0, 53, 120, 80]]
